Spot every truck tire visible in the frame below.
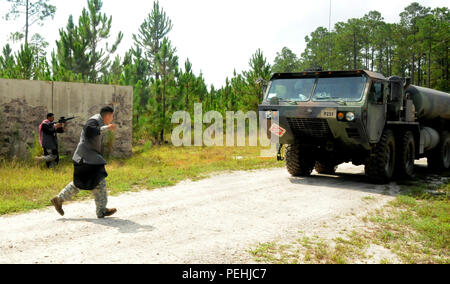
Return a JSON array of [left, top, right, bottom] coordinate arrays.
[[315, 161, 338, 175], [427, 131, 450, 170], [286, 144, 315, 177], [365, 129, 396, 184], [396, 131, 416, 178]]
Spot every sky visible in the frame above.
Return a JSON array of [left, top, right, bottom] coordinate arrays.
[[0, 0, 448, 88]]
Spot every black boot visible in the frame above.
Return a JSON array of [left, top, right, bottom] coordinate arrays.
[[98, 208, 117, 219], [51, 197, 65, 216]]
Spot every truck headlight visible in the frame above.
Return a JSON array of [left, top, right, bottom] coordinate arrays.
[[346, 112, 356, 122]]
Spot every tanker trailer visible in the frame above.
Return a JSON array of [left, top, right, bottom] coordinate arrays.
[[406, 85, 450, 170]]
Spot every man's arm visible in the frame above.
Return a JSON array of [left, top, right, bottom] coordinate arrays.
[[56, 124, 65, 134], [102, 124, 116, 132], [84, 119, 101, 139], [84, 119, 116, 139], [42, 123, 61, 135]]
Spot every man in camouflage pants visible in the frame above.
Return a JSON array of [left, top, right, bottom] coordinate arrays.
[[56, 179, 109, 218], [51, 106, 117, 219]]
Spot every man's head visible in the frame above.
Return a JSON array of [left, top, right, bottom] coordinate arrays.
[[47, 113, 55, 122], [100, 106, 114, 125]]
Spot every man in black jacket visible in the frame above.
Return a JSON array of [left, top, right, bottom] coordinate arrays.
[[51, 106, 117, 219], [36, 113, 65, 168]]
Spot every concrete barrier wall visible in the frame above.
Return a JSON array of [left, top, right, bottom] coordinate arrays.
[[0, 79, 133, 160]]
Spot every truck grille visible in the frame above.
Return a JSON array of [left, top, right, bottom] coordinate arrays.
[[287, 118, 332, 138], [346, 128, 361, 139]]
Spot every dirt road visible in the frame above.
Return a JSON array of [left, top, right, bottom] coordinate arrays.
[[0, 163, 402, 264]]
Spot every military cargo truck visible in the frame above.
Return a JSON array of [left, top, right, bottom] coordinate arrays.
[[258, 70, 450, 183]]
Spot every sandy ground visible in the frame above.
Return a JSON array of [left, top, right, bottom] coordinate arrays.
[[0, 163, 406, 264]]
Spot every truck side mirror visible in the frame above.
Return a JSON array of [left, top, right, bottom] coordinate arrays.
[[262, 83, 268, 95], [256, 78, 269, 99]]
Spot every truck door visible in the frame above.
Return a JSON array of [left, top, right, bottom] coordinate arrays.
[[366, 81, 387, 143]]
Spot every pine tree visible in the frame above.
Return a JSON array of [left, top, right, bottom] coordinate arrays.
[[53, 0, 123, 83], [242, 49, 272, 111], [272, 47, 302, 73], [399, 2, 431, 84], [154, 38, 178, 144], [178, 59, 197, 113], [0, 44, 16, 78], [301, 27, 334, 70], [15, 44, 35, 79], [132, 0, 173, 80], [5, 0, 56, 46]]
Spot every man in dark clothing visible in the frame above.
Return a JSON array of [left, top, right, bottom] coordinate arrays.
[[36, 113, 65, 168], [51, 106, 117, 219]]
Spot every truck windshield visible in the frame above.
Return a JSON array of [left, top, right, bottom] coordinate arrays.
[[266, 78, 315, 102], [265, 76, 367, 103], [312, 76, 367, 102]]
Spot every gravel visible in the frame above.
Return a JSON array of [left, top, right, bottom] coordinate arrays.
[[0, 163, 401, 264]]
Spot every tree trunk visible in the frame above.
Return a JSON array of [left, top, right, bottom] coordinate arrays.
[[160, 72, 166, 144], [371, 49, 374, 71], [446, 42, 449, 90], [353, 31, 357, 69], [154, 41, 161, 81], [418, 56, 422, 86], [185, 82, 190, 110], [388, 46, 392, 76], [25, 0, 29, 46], [386, 46, 390, 76], [365, 48, 369, 69], [427, 41, 431, 88], [378, 48, 383, 74]]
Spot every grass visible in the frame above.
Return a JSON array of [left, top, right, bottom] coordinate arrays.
[[367, 178, 450, 264], [250, 232, 369, 264], [250, 170, 450, 264], [0, 144, 283, 215]]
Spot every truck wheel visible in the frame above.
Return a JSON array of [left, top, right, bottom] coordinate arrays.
[[396, 131, 416, 178], [286, 144, 315, 177], [315, 161, 338, 175], [428, 131, 450, 170], [365, 129, 396, 184]]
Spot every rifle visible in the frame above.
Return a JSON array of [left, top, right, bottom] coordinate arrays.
[[51, 116, 77, 125], [57, 116, 76, 124]]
